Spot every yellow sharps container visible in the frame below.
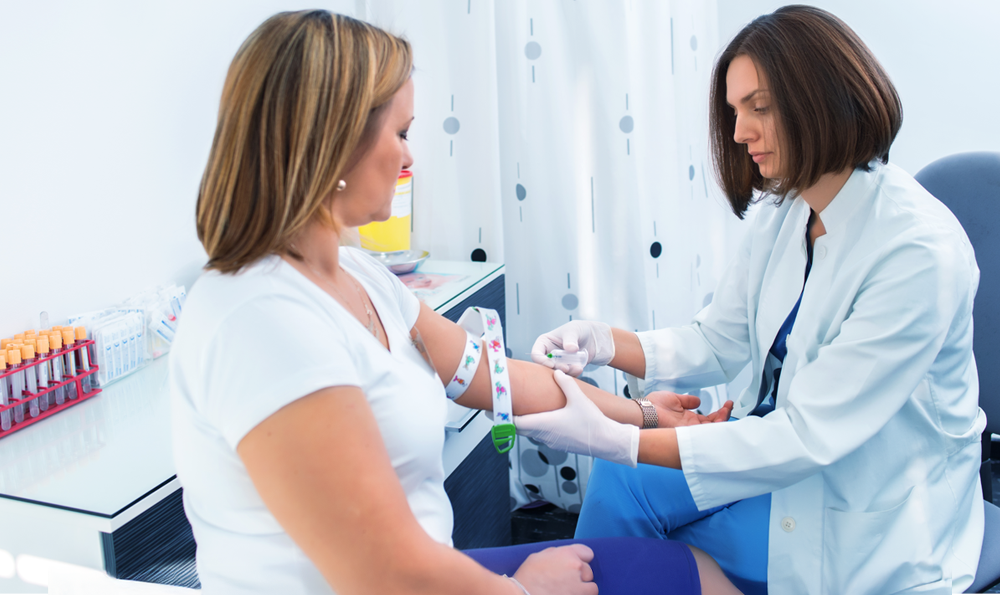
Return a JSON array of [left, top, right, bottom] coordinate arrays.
[[359, 170, 413, 252]]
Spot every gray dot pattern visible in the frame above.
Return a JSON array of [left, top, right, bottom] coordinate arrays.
[[562, 294, 579, 310], [443, 117, 460, 135], [690, 35, 698, 51], [688, 165, 695, 180], [516, 183, 527, 201], [525, 41, 542, 60], [538, 444, 568, 466], [619, 115, 634, 133], [520, 449, 550, 477], [562, 481, 579, 494]]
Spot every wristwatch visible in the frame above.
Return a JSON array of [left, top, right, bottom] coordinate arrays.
[[633, 398, 658, 429]]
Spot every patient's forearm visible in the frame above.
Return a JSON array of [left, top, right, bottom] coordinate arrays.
[[455, 357, 642, 425], [508, 359, 642, 426]]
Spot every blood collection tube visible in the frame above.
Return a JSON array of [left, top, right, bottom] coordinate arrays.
[[7, 349, 25, 424], [0, 353, 10, 431], [36, 336, 51, 411], [20, 345, 40, 418], [74, 326, 92, 395], [48, 332, 66, 405], [62, 329, 78, 400]]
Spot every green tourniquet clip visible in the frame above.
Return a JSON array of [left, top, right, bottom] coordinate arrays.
[[491, 423, 516, 454]]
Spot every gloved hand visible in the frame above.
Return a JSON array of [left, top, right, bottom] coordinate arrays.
[[515, 370, 639, 468], [530, 320, 615, 377]]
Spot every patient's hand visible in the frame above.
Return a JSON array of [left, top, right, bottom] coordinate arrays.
[[645, 391, 733, 428]]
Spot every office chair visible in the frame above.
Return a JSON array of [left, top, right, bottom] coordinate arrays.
[[915, 151, 1000, 593]]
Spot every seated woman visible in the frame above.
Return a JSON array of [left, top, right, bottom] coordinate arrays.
[[170, 10, 739, 595], [528, 5, 984, 595]]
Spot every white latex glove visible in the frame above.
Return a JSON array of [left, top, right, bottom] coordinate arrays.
[[530, 320, 615, 377], [515, 370, 639, 468]]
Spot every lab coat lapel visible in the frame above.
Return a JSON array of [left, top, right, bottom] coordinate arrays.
[[754, 198, 811, 386]]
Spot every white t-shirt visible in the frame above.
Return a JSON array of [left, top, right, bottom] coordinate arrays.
[[170, 247, 452, 595]]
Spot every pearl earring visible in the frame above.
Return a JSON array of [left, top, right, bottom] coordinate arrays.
[[336, 180, 347, 192]]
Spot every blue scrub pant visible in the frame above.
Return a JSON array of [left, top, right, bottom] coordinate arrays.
[[466, 536, 701, 595], [575, 459, 770, 595]]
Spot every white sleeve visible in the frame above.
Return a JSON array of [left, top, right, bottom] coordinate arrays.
[[636, 228, 754, 392], [677, 232, 978, 510], [199, 295, 361, 450]]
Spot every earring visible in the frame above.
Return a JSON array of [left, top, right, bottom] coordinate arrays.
[[336, 180, 347, 192]]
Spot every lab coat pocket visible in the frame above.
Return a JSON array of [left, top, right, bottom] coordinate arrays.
[[823, 487, 940, 594]]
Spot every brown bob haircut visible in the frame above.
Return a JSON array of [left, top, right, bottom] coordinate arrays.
[[709, 5, 902, 218], [197, 10, 412, 273]]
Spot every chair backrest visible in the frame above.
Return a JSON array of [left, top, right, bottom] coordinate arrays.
[[914, 152, 1000, 435]]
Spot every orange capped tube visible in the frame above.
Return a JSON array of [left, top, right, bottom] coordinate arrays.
[[61, 329, 78, 400], [75, 326, 92, 395], [0, 352, 10, 430], [20, 345, 40, 418], [48, 332, 66, 406], [7, 348, 25, 424], [36, 336, 51, 411]]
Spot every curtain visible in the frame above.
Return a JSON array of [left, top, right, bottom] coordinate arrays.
[[361, 0, 748, 512]]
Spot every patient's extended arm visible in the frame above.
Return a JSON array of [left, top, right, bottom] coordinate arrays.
[[412, 302, 730, 428]]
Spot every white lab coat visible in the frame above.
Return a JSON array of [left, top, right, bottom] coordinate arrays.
[[637, 162, 986, 595]]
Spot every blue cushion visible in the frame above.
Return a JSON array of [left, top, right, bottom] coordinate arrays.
[[915, 152, 1000, 435], [970, 501, 1000, 593]]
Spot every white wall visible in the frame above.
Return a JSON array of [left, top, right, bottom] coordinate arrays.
[[0, 1, 359, 339], [716, 0, 1000, 176]]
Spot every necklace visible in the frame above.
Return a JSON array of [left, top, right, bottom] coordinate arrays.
[[345, 272, 379, 338], [300, 258, 379, 339]]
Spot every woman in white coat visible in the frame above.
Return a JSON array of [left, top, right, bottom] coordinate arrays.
[[521, 6, 985, 595]]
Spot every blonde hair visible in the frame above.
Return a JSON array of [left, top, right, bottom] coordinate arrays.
[[196, 10, 412, 273]]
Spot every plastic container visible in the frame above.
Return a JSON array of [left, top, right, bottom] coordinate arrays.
[[359, 170, 413, 252]]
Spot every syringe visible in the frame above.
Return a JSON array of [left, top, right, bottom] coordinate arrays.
[[546, 349, 590, 368]]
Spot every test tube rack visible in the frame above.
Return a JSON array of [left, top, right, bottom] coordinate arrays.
[[0, 340, 101, 440]]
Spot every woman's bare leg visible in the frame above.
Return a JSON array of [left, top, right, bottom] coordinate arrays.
[[689, 545, 743, 595]]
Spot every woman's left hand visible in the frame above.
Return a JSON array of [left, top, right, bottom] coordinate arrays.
[[645, 391, 733, 428]]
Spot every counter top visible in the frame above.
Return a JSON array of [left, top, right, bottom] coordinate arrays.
[[0, 259, 504, 530]]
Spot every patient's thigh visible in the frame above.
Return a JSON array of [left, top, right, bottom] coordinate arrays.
[[668, 493, 770, 595], [575, 458, 726, 538]]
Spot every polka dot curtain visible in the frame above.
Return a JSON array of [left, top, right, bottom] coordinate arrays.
[[361, 0, 750, 512], [495, 1, 749, 511]]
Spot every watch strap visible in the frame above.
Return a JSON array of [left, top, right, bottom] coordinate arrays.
[[634, 398, 658, 429]]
